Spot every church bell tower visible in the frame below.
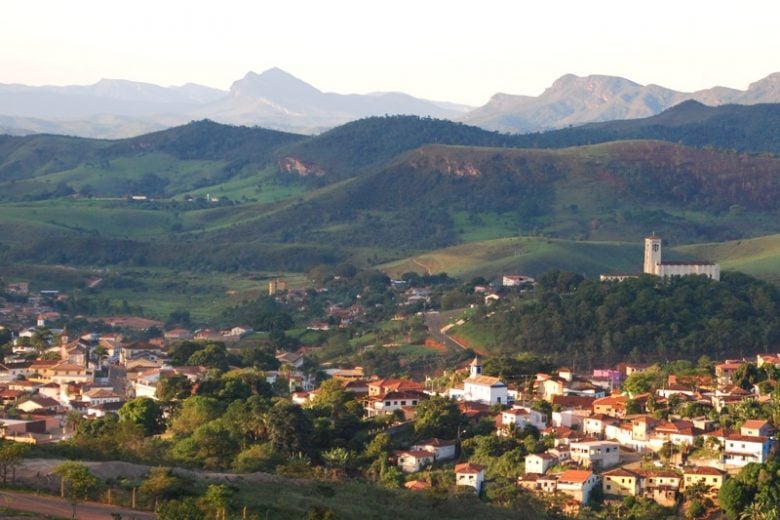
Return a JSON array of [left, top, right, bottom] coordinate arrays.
[[644, 233, 662, 275]]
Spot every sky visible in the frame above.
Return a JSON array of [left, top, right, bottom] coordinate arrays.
[[2, 0, 779, 106]]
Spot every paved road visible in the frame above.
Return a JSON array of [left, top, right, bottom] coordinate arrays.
[[0, 490, 155, 520], [424, 311, 469, 352]]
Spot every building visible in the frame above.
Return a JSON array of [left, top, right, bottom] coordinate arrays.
[[643, 234, 720, 281], [410, 439, 456, 462], [569, 440, 620, 470], [395, 450, 434, 473], [723, 433, 773, 467], [602, 468, 640, 497], [456, 357, 508, 405], [683, 467, 727, 495], [525, 453, 558, 475], [556, 469, 600, 504], [455, 462, 485, 493]]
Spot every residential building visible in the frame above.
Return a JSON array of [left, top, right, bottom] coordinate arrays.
[[602, 468, 640, 497], [556, 469, 600, 504], [455, 462, 485, 493], [569, 440, 620, 470]]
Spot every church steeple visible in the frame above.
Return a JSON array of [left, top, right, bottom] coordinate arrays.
[[469, 356, 482, 378]]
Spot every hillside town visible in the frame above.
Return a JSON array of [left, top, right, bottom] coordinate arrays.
[[0, 270, 777, 519]]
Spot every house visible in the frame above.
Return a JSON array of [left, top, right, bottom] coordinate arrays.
[[642, 470, 681, 507], [502, 275, 535, 287], [363, 390, 428, 417], [0, 361, 32, 382], [163, 328, 193, 341], [556, 469, 599, 504], [368, 378, 424, 396], [395, 450, 434, 473], [17, 395, 62, 413], [411, 438, 456, 462], [538, 376, 566, 401], [683, 467, 727, 494], [723, 433, 773, 467], [499, 406, 547, 434], [525, 453, 558, 475], [457, 357, 508, 405], [715, 362, 744, 385], [602, 467, 640, 497], [569, 440, 620, 470], [583, 414, 618, 439], [455, 462, 485, 493], [592, 394, 629, 417], [740, 419, 774, 437]]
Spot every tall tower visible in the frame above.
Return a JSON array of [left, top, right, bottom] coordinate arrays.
[[644, 234, 662, 275]]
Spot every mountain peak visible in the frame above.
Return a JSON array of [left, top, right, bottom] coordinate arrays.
[[230, 67, 322, 101]]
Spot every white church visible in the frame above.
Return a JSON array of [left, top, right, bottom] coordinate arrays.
[[643, 234, 720, 280], [601, 234, 719, 282], [449, 357, 509, 405]]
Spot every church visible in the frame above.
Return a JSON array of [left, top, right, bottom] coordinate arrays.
[[449, 357, 508, 405], [600, 234, 719, 282], [643, 234, 720, 281]]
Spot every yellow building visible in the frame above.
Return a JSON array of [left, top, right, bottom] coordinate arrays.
[[602, 467, 640, 497]]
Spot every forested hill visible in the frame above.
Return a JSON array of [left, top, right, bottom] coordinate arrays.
[[462, 271, 780, 367], [510, 101, 780, 155]]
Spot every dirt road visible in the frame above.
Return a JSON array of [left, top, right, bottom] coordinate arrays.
[[0, 489, 155, 519]]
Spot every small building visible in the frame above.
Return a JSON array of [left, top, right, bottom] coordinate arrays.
[[556, 469, 599, 504], [525, 453, 558, 475], [569, 440, 620, 470], [411, 438, 456, 462], [683, 466, 727, 495], [455, 462, 485, 493], [395, 450, 435, 473]]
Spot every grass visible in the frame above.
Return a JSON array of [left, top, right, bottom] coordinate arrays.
[[229, 477, 538, 520], [679, 234, 780, 284], [381, 236, 643, 280]]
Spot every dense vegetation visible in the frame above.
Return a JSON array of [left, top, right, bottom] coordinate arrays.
[[463, 271, 780, 367], [512, 100, 780, 156]]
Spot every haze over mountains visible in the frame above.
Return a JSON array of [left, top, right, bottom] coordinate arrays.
[[1, 68, 779, 138]]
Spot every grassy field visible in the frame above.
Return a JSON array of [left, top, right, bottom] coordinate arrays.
[[679, 234, 780, 284], [381, 233, 780, 284], [230, 476, 539, 520], [381, 236, 643, 280]]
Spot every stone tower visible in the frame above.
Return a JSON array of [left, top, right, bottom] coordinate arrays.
[[644, 234, 662, 275]]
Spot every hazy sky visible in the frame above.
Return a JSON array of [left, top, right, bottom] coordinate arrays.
[[3, 0, 778, 106]]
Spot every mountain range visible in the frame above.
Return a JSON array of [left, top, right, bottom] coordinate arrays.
[[2, 68, 779, 138]]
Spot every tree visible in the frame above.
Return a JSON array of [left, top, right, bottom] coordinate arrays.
[[0, 441, 28, 484], [156, 497, 205, 520], [119, 397, 165, 436], [139, 467, 191, 508], [413, 395, 465, 439], [201, 483, 232, 520], [170, 395, 224, 437], [187, 343, 229, 371], [156, 373, 194, 401], [266, 400, 313, 456], [54, 462, 99, 520]]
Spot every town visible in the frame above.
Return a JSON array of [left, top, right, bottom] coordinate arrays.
[[0, 244, 776, 519]]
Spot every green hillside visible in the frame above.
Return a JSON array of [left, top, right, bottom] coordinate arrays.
[[679, 234, 780, 284], [1, 116, 779, 277]]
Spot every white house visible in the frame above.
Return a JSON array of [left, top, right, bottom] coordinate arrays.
[[455, 462, 485, 493], [501, 407, 547, 431], [556, 469, 600, 504], [458, 357, 508, 405], [525, 453, 558, 475], [411, 438, 456, 462], [569, 440, 620, 470], [395, 450, 435, 473], [723, 434, 773, 467]]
